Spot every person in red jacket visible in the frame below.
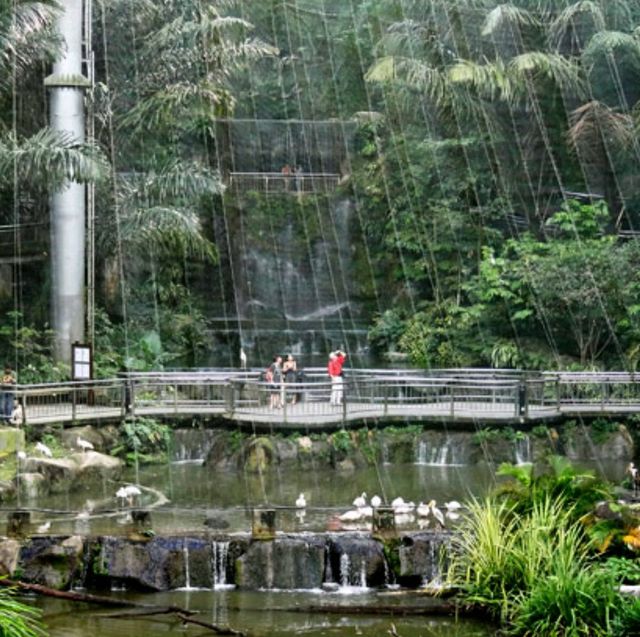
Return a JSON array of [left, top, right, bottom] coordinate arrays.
[[328, 350, 346, 405]]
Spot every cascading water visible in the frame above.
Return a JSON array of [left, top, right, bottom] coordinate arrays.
[[182, 539, 192, 590], [338, 552, 368, 591], [210, 540, 233, 589], [514, 435, 532, 465], [415, 437, 465, 466]]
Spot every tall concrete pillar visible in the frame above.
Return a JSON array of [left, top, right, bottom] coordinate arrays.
[[45, 0, 90, 364]]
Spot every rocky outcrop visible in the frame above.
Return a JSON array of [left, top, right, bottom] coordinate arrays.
[[19, 535, 85, 589], [60, 425, 119, 453], [235, 535, 325, 589], [563, 424, 634, 461], [14, 531, 445, 593], [20, 452, 123, 494], [0, 538, 20, 575]]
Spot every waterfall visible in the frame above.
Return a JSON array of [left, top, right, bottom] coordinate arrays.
[[182, 540, 193, 590], [211, 541, 233, 589], [415, 437, 463, 466], [514, 435, 532, 465], [338, 552, 368, 591], [339, 553, 350, 588], [421, 537, 445, 588]]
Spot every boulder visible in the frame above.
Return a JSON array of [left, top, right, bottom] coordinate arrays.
[[235, 535, 325, 590], [70, 451, 123, 481], [0, 480, 15, 502], [397, 532, 451, 586], [563, 424, 634, 460], [16, 472, 47, 499], [19, 535, 85, 589], [61, 426, 107, 452], [0, 538, 20, 575], [327, 535, 386, 587], [22, 458, 78, 493]]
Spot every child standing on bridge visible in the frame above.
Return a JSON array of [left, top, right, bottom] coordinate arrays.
[[328, 350, 346, 405]]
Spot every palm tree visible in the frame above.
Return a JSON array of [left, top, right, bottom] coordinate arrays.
[[364, 0, 640, 223]]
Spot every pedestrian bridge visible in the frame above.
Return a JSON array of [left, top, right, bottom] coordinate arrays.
[[10, 369, 640, 430]]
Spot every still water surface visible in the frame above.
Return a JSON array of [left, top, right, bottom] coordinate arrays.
[[33, 590, 496, 637]]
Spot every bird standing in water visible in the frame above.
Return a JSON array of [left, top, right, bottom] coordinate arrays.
[[240, 348, 247, 370]]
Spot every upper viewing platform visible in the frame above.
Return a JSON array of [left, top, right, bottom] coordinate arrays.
[[219, 118, 356, 196]]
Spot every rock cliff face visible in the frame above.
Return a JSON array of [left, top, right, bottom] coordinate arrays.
[[0, 531, 450, 592]]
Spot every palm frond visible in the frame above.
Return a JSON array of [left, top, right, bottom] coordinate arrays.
[[0, 127, 109, 188], [0, 0, 60, 87], [117, 159, 224, 203], [482, 4, 541, 38], [366, 56, 449, 104], [447, 59, 510, 101], [121, 206, 217, 263], [508, 52, 584, 99], [582, 30, 640, 70], [119, 81, 232, 132], [567, 100, 633, 159], [548, 1, 605, 52]]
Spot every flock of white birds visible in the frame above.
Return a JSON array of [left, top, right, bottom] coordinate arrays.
[[295, 491, 462, 529]]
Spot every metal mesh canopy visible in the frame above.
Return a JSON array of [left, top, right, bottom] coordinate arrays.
[[223, 119, 356, 174]]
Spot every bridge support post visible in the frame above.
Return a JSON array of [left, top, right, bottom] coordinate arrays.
[[517, 382, 528, 418], [252, 508, 276, 540], [71, 386, 77, 423], [7, 510, 30, 537], [342, 383, 347, 425]]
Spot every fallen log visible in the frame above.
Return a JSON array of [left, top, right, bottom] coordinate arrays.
[[0, 579, 245, 636]]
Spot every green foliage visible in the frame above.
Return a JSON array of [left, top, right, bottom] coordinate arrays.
[[329, 429, 352, 455], [111, 418, 171, 464], [0, 585, 46, 637], [590, 417, 620, 443], [601, 556, 640, 584]]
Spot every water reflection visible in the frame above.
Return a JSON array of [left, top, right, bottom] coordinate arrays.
[[33, 591, 496, 637]]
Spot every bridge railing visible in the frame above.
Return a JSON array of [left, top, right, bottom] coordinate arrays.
[[10, 369, 640, 426]]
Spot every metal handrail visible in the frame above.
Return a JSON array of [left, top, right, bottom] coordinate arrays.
[[6, 369, 640, 426]]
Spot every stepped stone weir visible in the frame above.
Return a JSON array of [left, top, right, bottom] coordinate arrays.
[[1, 531, 450, 593]]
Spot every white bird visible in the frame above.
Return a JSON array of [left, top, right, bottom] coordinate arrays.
[[37, 521, 51, 533], [339, 509, 364, 522], [359, 505, 373, 518], [76, 437, 94, 452], [240, 348, 247, 369], [370, 495, 382, 508], [295, 493, 306, 509], [353, 492, 367, 508], [445, 500, 462, 511], [391, 497, 405, 509], [416, 502, 430, 517], [427, 500, 445, 528], [393, 500, 415, 515], [35, 441, 52, 458], [16, 450, 26, 461], [10, 404, 23, 425], [394, 512, 415, 526]]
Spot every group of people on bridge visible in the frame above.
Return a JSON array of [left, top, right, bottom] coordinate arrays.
[[264, 349, 347, 409]]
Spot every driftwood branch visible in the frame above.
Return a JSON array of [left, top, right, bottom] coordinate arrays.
[[0, 579, 245, 636]]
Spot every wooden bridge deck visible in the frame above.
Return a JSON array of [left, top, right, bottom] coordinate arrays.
[[11, 368, 640, 429]]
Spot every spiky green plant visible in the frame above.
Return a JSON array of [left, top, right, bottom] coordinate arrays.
[[0, 584, 46, 637]]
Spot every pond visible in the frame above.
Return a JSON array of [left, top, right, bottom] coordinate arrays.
[[32, 590, 496, 637]]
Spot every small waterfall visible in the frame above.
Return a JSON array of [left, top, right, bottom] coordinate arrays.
[[182, 540, 193, 590], [421, 537, 445, 588], [415, 437, 462, 466], [382, 440, 391, 465], [338, 552, 367, 591], [324, 544, 335, 583], [210, 541, 233, 589], [514, 435, 532, 465], [339, 553, 350, 588]]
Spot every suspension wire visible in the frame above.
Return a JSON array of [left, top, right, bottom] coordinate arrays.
[[99, 0, 130, 364], [281, 0, 350, 353], [85, 0, 95, 348], [11, 0, 21, 375]]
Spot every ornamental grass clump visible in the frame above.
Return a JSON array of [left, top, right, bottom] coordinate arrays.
[[447, 491, 640, 636]]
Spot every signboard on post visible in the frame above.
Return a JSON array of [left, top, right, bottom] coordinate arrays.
[[71, 342, 92, 381]]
